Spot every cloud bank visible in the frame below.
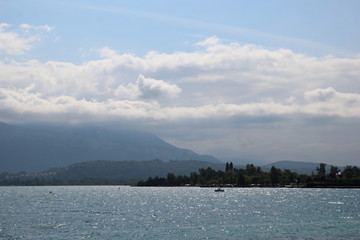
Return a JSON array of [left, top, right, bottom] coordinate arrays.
[[1, 28, 360, 165], [1, 35, 360, 123]]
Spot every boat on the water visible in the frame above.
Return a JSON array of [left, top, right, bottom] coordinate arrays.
[[214, 188, 225, 192]]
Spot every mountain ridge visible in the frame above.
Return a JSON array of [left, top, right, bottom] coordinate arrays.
[[43, 159, 346, 179], [261, 160, 336, 175], [0, 123, 219, 172], [45, 159, 225, 180]]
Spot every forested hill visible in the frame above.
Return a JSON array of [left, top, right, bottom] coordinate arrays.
[[3, 160, 359, 187], [0, 160, 226, 184], [47, 160, 225, 180], [0, 123, 219, 172]]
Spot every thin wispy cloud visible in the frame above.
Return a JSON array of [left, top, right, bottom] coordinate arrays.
[[72, 3, 350, 57]]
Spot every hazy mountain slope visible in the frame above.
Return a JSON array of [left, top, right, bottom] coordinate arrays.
[[0, 123, 218, 172], [46, 159, 225, 180]]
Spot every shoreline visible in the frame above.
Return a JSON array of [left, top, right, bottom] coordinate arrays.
[[1, 184, 359, 188]]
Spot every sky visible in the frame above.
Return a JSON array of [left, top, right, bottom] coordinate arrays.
[[1, 0, 360, 166]]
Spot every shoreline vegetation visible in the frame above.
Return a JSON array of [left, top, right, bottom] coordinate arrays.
[[137, 162, 360, 188], [1, 162, 359, 188]]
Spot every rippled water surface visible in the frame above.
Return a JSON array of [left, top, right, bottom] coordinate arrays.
[[1, 186, 359, 239]]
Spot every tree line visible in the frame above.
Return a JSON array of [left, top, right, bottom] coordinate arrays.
[[1, 162, 359, 187], [138, 162, 360, 188]]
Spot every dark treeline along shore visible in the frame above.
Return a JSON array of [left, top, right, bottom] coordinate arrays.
[[138, 162, 360, 188], [1, 161, 359, 188]]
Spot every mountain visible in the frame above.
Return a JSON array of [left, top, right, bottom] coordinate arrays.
[[44, 159, 225, 180], [261, 160, 333, 175], [0, 123, 219, 172]]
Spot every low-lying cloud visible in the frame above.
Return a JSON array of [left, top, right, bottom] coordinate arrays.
[[1, 28, 360, 165], [1, 85, 359, 124], [1, 35, 360, 122]]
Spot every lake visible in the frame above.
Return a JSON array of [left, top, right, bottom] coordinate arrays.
[[1, 186, 359, 239]]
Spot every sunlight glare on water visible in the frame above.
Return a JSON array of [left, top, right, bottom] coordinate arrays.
[[1, 186, 359, 239]]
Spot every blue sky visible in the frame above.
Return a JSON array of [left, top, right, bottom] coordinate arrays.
[[1, 0, 360, 165], [2, 0, 360, 60]]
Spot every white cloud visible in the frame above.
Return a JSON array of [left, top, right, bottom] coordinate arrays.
[[304, 87, 337, 102], [0, 87, 158, 121], [114, 75, 182, 100], [305, 87, 360, 106], [20, 24, 54, 32], [0, 23, 11, 31], [136, 74, 182, 99], [0, 24, 38, 55], [0, 23, 53, 55], [196, 36, 220, 46], [303, 88, 360, 117], [1, 85, 359, 123], [0, 7, 359, 165], [98, 46, 117, 58], [0, 36, 360, 124]]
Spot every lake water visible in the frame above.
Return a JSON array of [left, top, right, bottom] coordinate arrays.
[[1, 186, 359, 239]]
